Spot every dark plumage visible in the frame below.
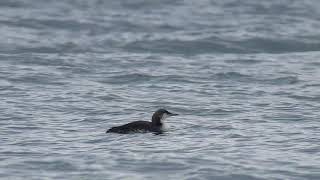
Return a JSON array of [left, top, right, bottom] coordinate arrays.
[[106, 109, 178, 134]]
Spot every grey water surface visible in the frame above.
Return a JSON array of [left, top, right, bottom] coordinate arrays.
[[1, 0, 320, 179]]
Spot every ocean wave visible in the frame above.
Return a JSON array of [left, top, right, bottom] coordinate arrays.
[[232, 37, 320, 53], [100, 73, 154, 84], [212, 72, 253, 82], [211, 72, 299, 86], [8, 73, 66, 85], [289, 95, 320, 102], [100, 73, 202, 84], [120, 36, 320, 54], [121, 37, 246, 55], [265, 76, 299, 85], [224, 59, 262, 64]]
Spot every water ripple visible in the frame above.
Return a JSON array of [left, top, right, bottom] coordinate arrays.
[[1, 0, 320, 179]]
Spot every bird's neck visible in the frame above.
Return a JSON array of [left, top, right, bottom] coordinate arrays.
[[152, 116, 163, 126]]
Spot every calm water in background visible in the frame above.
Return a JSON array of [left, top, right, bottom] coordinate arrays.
[[1, 0, 320, 179]]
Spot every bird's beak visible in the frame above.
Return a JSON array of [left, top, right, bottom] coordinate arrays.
[[168, 112, 178, 116]]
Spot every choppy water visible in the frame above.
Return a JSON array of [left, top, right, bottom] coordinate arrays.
[[1, 0, 320, 179]]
